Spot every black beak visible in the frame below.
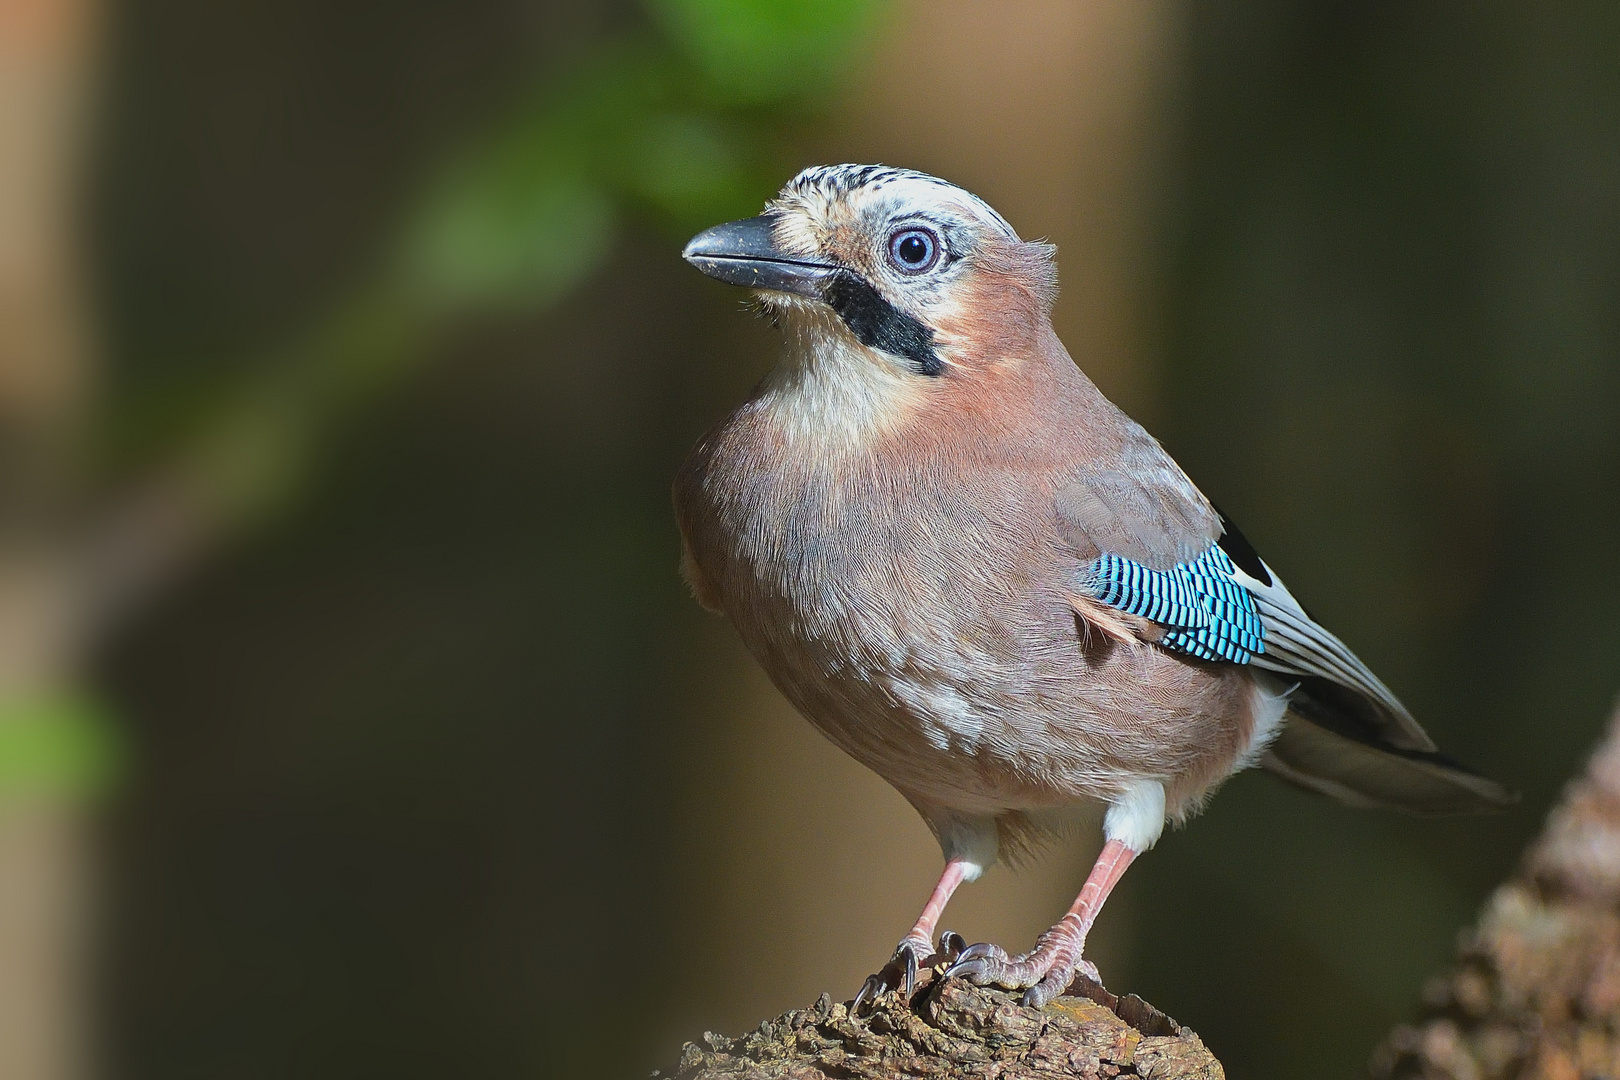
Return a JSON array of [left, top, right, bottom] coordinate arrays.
[[681, 215, 835, 298]]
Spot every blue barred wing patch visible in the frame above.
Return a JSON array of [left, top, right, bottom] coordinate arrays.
[[1084, 544, 1265, 664]]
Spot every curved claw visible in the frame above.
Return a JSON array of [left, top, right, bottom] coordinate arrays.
[[945, 931, 1105, 1007], [852, 936, 932, 1012], [944, 956, 996, 982], [945, 941, 1010, 984], [851, 972, 886, 1012], [1024, 954, 1104, 1008], [1022, 969, 1070, 1009], [938, 930, 967, 963], [948, 941, 1007, 966]]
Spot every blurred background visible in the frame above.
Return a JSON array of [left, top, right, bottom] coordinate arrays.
[[0, 0, 1616, 1077]]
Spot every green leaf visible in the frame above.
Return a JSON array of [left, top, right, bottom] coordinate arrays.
[[612, 111, 776, 229], [646, 0, 887, 104], [0, 690, 126, 801], [404, 162, 617, 311]]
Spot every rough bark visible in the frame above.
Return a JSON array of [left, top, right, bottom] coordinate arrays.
[[659, 972, 1222, 1079], [1373, 703, 1620, 1079]]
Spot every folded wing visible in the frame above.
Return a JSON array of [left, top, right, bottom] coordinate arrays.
[[1054, 454, 1513, 814]]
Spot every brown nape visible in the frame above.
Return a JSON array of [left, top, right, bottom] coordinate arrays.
[[933, 238, 1060, 369]]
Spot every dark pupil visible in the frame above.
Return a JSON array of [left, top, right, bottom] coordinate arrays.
[[897, 234, 930, 264]]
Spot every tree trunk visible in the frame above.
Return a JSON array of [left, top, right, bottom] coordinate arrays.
[[0, 0, 98, 1076], [1374, 701, 1620, 1079]]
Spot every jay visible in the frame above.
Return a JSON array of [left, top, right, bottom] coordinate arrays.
[[673, 164, 1511, 1009]]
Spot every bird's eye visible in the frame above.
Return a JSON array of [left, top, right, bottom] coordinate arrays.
[[887, 227, 941, 274]]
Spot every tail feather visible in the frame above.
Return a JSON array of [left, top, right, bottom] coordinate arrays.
[[1264, 707, 1515, 815]]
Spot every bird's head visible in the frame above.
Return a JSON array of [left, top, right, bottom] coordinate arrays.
[[683, 165, 1058, 379]]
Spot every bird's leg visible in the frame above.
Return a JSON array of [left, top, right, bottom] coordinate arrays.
[[948, 839, 1137, 1009], [852, 858, 972, 1008]]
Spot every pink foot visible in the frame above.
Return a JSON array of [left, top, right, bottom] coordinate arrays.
[[947, 916, 1102, 1009], [852, 930, 967, 1009], [947, 838, 1136, 1009]]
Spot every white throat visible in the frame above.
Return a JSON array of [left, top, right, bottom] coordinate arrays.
[[755, 305, 923, 450]]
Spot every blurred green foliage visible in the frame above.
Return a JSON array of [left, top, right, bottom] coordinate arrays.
[[645, 0, 885, 104], [33, 0, 884, 807], [0, 690, 125, 799], [109, 0, 888, 532]]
